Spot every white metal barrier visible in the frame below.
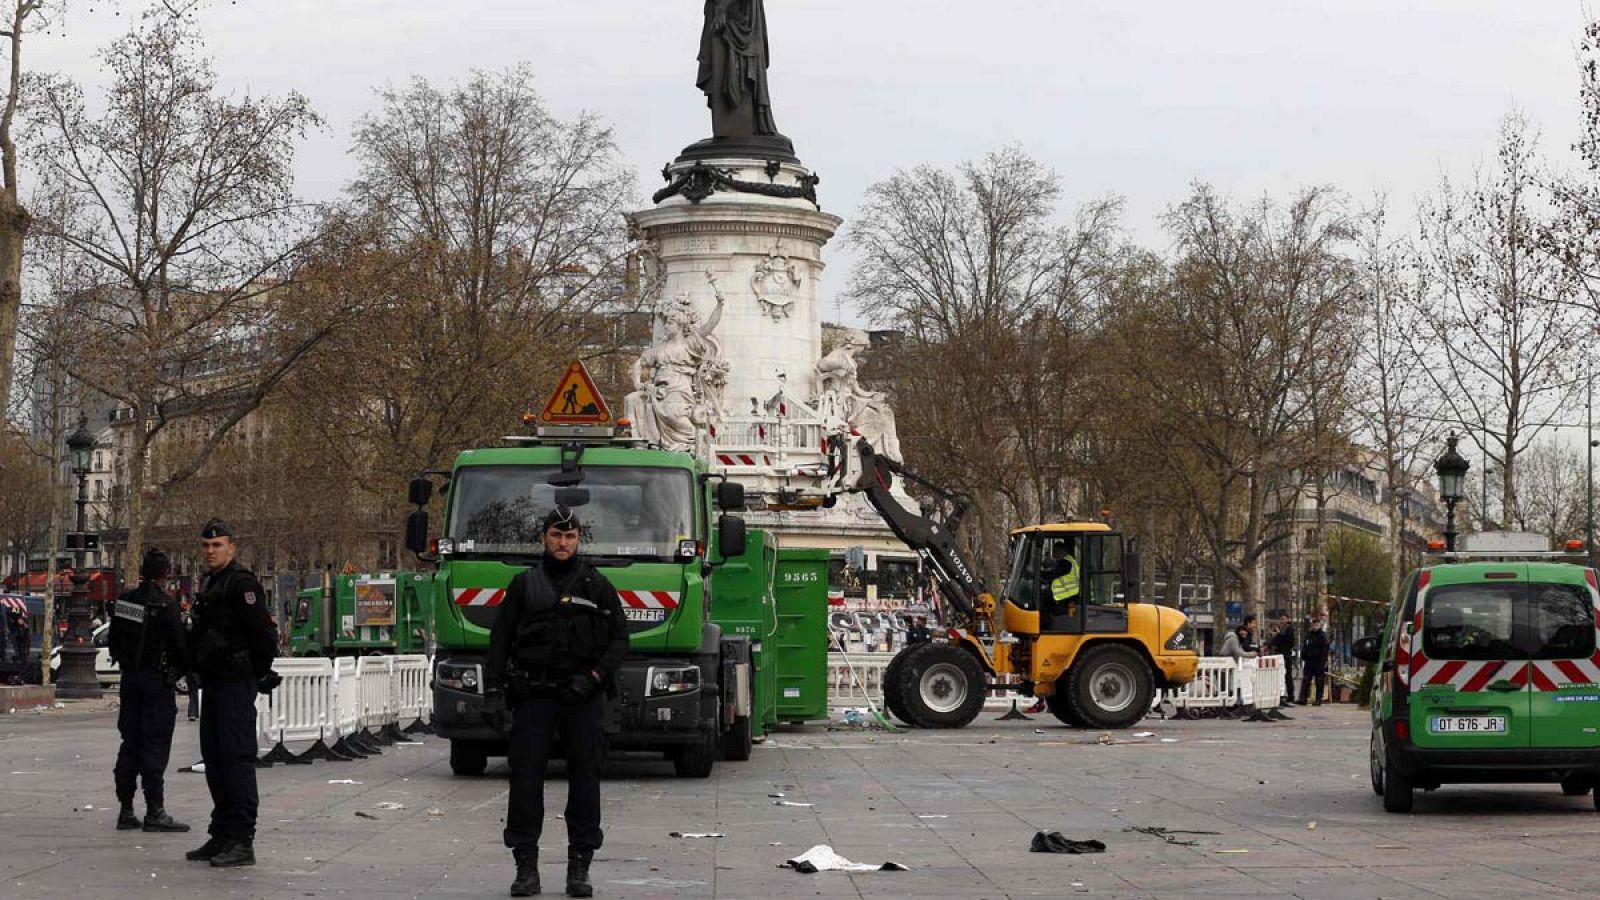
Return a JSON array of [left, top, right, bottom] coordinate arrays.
[[1169, 657, 1239, 712], [333, 656, 363, 739], [828, 652, 890, 707], [391, 654, 431, 726], [356, 655, 395, 731], [1253, 655, 1284, 712]]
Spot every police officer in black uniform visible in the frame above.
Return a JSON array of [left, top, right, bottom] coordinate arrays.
[[110, 547, 191, 832], [486, 506, 629, 898], [183, 519, 278, 869]]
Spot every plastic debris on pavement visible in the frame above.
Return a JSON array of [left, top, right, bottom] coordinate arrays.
[[774, 800, 814, 807], [670, 831, 725, 839], [779, 844, 909, 873], [426, 808, 445, 817], [327, 779, 362, 785], [354, 811, 378, 820], [1132, 732, 1155, 737], [1029, 832, 1106, 854], [374, 802, 405, 811]]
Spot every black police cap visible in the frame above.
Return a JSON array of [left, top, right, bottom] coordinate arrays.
[[140, 547, 172, 580], [200, 518, 234, 539], [540, 505, 582, 533]]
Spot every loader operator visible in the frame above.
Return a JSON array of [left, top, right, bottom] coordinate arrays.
[[1047, 541, 1080, 629]]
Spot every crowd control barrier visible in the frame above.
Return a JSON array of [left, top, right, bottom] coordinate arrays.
[[249, 653, 434, 767]]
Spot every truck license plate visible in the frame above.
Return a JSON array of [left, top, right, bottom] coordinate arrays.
[[625, 609, 666, 623], [1430, 716, 1506, 734]]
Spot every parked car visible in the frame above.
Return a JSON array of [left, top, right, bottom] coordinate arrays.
[[49, 622, 120, 686]]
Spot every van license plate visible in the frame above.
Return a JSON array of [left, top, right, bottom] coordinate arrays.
[[1430, 716, 1506, 734]]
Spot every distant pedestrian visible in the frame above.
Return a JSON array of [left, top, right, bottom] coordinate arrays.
[[1268, 614, 1296, 704], [109, 548, 191, 834], [1239, 615, 1258, 653], [1299, 619, 1330, 705], [905, 616, 931, 645], [185, 519, 278, 869], [1218, 623, 1256, 661], [10, 609, 29, 662]]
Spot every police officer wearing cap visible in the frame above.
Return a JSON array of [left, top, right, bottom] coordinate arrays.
[[184, 519, 278, 868], [486, 505, 629, 898], [109, 547, 191, 833]]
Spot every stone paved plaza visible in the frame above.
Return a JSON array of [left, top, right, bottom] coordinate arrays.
[[4, 702, 1600, 898]]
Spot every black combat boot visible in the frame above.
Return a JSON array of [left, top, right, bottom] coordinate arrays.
[[143, 807, 191, 832], [510, 845, 540, 896], [185, 836, 230, 861], [565, 849, 593, 898], [116, 802, 141, 830], [209, 839, 255, 868]]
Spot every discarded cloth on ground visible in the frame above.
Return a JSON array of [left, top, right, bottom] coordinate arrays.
[[1030, 831, 1106, 854], [779, 844, 909, 873]]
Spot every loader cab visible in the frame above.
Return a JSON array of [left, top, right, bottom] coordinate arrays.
[[1005, 524, 1128, 634]]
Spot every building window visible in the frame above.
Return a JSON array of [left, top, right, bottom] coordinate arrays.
[[94, 450, 103, 471], [93, 480, 103, 501]]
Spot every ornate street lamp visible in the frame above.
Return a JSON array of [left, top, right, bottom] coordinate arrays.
[[1434, 433, 1470, 553], [56, 416, 100, 699]]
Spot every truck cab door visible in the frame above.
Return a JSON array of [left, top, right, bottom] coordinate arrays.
[[1083, 534, 1129, 634]]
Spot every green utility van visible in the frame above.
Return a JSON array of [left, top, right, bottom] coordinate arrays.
[[1357, 534, 1600, 812]]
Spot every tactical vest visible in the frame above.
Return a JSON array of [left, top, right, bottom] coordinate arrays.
[[109, 582, 174, 674], [509, 563, 614, 682], [1050, 558, 1080, 603]]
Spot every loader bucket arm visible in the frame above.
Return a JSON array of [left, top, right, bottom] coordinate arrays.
[[849, 439, 992, 627]]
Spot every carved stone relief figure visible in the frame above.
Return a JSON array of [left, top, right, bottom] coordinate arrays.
[[751, 242, 802, 319], [625, 272, 729, 454], [813, 331, 904, 462]]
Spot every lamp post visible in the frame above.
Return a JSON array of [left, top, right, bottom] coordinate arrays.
[[56, 417, 100, 699], [1435, 433, 1470, 552]]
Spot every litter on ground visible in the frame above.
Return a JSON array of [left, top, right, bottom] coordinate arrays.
[[780, 844, 908, 873]]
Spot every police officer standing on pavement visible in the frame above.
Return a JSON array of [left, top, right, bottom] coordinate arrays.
[[184, 519, 279, 868], [486, 506, 629, 898], [110, 547, 191, 833]]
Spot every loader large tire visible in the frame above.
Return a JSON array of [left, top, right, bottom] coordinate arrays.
[[895, 643, 985, 729], [1063, 644, 1153, 730], [882, 644, 927, 726], [1045, 692, 1087, 727]]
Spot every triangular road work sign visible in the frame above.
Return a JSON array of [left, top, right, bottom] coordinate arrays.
[[540, 360, 612, 424]]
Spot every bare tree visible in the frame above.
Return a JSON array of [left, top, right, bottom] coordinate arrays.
[[278, 68, 637, 536], [0, 1, 45, 412], [1514, 438, 1585, 542], [1414, 115, 1585, 520], [24, 15, 331, 580], [1349, 200, 1448, 599], [1114, 184, 1360, 625]]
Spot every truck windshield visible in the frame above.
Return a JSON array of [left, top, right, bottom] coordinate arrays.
[[447, 465, 697, 560]]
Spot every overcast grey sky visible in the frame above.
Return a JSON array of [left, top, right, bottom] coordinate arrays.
[[29, 1, 1595, 324]]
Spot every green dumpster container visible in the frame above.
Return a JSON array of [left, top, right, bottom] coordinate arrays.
[[710, 530, 779, 737], [773, 547, 830, 723]]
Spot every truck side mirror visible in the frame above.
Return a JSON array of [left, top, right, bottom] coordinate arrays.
[[717, 514, 746, 559], [1351, 635, 1381, 663], [716, 481, 745, 511], [408, 477, 433, 507], [405, 509, 430, 555]]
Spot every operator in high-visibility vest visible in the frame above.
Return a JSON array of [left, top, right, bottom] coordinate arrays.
[[1047, 542, 1080, 626]]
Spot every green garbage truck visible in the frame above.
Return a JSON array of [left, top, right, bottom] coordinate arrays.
[[402, 362, 824, 777], [287, 573, 432, 657]]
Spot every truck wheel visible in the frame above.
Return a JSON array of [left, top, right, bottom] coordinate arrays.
[[1064, 644, 1153, 730], [449, 739, 488, 777], [1561, 777, 1591, 796], [724, 715, 753, 762], [1045, 692, 1087, 727], [1382, 744, 1414, 813], [896, 644, 985, 729], [674, 736, 716, 778], [1369, 730, 1385, 796], [882, 644, 925, 726]]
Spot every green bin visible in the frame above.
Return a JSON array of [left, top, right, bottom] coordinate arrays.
[[773, 547, 830, 723]]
